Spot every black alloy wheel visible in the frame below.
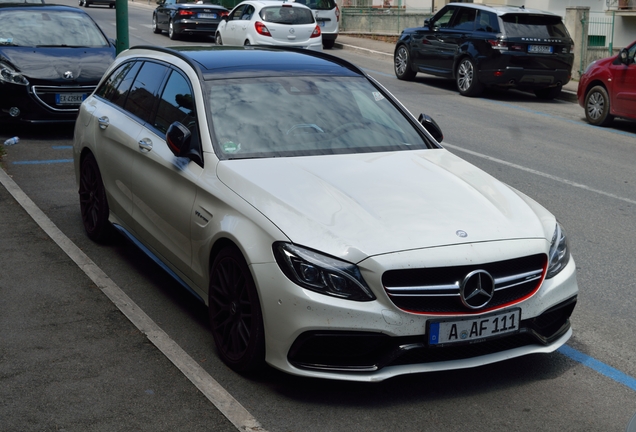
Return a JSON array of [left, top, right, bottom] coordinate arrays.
[[585, 85, 614, 126], [209, 246, 265, 372], [456, 57, 484, 97], [79, 153, 111, 242], [394, 45, 416, 81]]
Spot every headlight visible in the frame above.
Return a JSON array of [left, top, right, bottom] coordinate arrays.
[[0, 62, 29, 86], [273, 242, 375, 301], [546, 223, 570, 279]]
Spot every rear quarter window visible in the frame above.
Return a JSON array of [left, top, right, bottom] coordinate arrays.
[[501, 14, 570, 38]]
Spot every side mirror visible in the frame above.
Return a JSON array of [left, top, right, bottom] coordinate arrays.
[[418, 113, 443, 143], [166, 122, 191, 157], [222, 15, 229, 21], [619, 48, 630, 65]]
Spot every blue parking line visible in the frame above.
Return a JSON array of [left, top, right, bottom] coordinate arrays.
[[12, 159, 73, 165], [559, 345, 636, 392]]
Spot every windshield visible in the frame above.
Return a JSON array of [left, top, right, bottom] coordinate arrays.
[[0, 10, 109, 47], [206, 76, 431, 159], [501, 14, 569, 38]]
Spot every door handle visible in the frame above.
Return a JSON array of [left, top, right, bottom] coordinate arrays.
[[138, 138, 153, 152], [98, 116, 109, 130]]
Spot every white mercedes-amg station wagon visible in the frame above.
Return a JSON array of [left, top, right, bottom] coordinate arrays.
[[73, 45, 578, 382]]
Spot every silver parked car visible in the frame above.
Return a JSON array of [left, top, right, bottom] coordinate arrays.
[[73, 46, 577, 382]]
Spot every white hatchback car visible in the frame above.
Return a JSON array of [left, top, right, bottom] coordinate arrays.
[[215, 0, 322, 51], [73, 46, 577, 382]]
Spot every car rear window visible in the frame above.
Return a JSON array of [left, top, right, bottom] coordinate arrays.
[[261, 6, 314, 25], [295, 0, 335, 11], [501, 14, 569, 38]]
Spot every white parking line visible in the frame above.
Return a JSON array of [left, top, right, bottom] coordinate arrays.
[[0, 168, 267, 432], [443, 142, 636, 206]]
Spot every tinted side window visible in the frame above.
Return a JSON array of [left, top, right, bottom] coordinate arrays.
[[449, 8, 476, 31], [230, 5, 245, 20], [297, 0, 335, 11], [95, 61, 142, 109], [501, 14, 569, 38], [124, 62, 169, 123], [475, 11, 499, 33], [154, 70, 196, 135], [431, 7, 457, 29]]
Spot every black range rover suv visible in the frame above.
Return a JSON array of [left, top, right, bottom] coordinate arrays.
[[394, 3, 574, 99]]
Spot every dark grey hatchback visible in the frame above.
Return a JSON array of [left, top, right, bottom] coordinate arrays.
[[394, 3, 574, 99]]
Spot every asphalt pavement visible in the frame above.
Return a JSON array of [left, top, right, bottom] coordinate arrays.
[[0, 32, 580, 431]]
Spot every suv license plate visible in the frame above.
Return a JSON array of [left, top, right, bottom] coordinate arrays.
[[428, 308, 521, 347], [528, 45, 553, 54], [56, 93, 87, 105]]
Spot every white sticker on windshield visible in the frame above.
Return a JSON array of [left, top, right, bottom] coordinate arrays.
[[372, 92, 385, 101]]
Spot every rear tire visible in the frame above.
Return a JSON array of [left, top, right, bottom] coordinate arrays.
[[456, 57, 483, 97], [584, 85, 614, 126], [152, 14, 161, 34], [79, 153, 111, 243], [394, 45, 416, 81], [209, 245, 265, 373], [169, 20, 179, 40], [534, 84, 562, 100]]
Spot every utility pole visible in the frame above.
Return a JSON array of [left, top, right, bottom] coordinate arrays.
[[115, 0, 130, 54]]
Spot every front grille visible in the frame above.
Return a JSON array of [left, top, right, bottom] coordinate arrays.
[[383, 254, 547, 314], [32, 85, 95, 112], [288, 296, 576, 373]]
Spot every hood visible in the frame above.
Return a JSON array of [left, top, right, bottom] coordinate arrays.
[[0, 46, 115, 83], [217, 149, 555, 262]]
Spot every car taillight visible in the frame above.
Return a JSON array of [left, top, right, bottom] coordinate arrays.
[[487, 39, 508, 51], [178, 9, 195, 17], [255, 21, 271, 36], [221, 10, 229, 17], [311, 25, 321, 38], [335, 4, 340, 22]]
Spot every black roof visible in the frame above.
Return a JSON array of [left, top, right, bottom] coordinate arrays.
[[129, 45, 365, 80]]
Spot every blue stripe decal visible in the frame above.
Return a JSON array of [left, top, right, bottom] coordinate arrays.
[[13, 159, 73, 165], [559, 345, 636, 392]]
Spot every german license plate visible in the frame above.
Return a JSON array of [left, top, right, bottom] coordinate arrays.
[[198, 13, 217, 19], [55, 93, 86, 105], [428, 308, 521, 347], [528, 45, 553, 54]]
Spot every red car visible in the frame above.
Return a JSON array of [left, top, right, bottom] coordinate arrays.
[[577, 41, 636, 126]]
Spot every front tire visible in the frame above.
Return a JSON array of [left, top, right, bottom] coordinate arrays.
[[79, 153, 111, 243], [394, 45, 416, 81], [456, 57, 483, 97], [209, 246, 265, 373], [215, 32, 223, 46], [585, 85, 614, 126], [168, 20, 179, 40], [152, 14, 161, 34]]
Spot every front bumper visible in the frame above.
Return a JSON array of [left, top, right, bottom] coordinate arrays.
[[252, 239, 579, 382], [0, 83, 92, 123]]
